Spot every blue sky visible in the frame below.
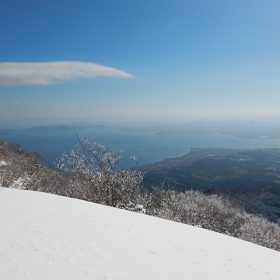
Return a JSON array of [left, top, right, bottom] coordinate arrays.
[[1, 0, 280, 125]]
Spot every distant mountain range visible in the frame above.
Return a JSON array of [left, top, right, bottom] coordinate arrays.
[[141, 148, 280, 223]]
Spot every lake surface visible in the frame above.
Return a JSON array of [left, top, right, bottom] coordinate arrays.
[[1, 125, 280, 168]]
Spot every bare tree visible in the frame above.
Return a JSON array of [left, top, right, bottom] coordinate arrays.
[[56, 135, 143, 207]]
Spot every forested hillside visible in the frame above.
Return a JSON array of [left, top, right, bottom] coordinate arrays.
[[142, 148, 280, 222]]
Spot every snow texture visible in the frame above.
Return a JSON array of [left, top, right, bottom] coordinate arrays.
[[0, 188, 279, 280], [0, 160, 8, 166]]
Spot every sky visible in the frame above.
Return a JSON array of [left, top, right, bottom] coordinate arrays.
[[1, 0, 280, 126]]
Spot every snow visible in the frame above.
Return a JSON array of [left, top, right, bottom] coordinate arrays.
[[0, 188, 279, 280], [0, 160, 8, 166]]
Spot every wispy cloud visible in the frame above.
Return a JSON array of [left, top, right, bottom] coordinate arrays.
[[0, 61, 133, 86]]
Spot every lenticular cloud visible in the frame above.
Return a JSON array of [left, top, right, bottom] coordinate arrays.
[[0, 61, 133, 86]]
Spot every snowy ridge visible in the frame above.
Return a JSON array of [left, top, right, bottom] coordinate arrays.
[[0, 188, 279, 280]]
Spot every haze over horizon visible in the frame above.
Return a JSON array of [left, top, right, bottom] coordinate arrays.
[[1, 1, 280, 125]]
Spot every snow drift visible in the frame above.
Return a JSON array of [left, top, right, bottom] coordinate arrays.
[[0, 188, 279, 280]]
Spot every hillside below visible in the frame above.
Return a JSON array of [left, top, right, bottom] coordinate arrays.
[[142, 148, 280, 222], [0, 188, 279, 280]]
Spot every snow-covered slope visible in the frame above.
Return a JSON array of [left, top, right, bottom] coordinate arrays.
[[0, 188, 279, 280]]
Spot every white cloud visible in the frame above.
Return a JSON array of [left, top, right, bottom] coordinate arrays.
[[0, 61, 133, 86]]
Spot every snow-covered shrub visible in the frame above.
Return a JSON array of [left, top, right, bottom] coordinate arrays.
[[0, 141, 76, 196], [27, 166, 82, 197], [145, 189, 244, 236], [238, 214, 280, 251], [0, 141, 41, 188], [142, 188, 280, 250], [56, 136, 143, 207], [134, 204, 146, 213], [117, 202, 146, 213]]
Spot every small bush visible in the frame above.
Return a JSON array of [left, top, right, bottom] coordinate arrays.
[[141, 188, 280, 250]]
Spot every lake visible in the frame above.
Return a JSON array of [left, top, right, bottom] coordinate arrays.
[[1, 125, 280, 168]]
